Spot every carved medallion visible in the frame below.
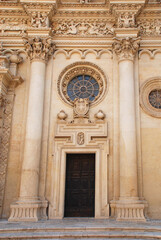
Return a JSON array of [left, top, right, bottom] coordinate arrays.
[[74, 98, 89, 118], [77, 132, 85, 145]]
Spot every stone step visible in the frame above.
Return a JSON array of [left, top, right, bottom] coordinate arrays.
[[0, 219, 161, 239], [0, 230, 161, 240]]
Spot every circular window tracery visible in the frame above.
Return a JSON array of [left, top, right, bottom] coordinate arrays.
[[67, 75, 99, 102], [57, 62, 107, 106], [149, 89, 161, 109], [140, 77, 161, 118]]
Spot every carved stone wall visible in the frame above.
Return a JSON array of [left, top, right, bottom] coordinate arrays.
[[0, 92, 14, 216]]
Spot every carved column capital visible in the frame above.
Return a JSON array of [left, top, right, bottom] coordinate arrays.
[[113, 37, 140, 62], [23, 37, 55, 62]]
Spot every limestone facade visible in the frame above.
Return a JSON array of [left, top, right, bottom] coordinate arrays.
[[0, 0, 160, 222]]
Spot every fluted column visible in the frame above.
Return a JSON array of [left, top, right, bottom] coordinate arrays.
[[111, 38, 146, 221], [9, 37, 55, 222]]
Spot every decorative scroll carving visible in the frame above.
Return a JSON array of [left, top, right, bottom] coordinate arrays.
[[23, 37, 55, 62], [52, 20, 114, 36], [138, 19, 161, 36], [113, 37, 140, 62], [77, 132, 85, 145]]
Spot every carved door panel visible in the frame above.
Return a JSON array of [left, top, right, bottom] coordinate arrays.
[[64, 154, 95, 217]]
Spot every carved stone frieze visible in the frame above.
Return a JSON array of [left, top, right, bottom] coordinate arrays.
[[23, 37, 55, 62], [138, 19, 161, 36], [113, 37, 140, 62], [52, 20, 114, 36]]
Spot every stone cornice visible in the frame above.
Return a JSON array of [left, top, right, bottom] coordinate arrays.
[[109, 0, 147, 29]]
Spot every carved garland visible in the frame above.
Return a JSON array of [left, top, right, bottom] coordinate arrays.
[[140, 77, 161, 118], [57, 62, 107, 106]]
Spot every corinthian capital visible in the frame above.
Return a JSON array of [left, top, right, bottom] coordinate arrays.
[[23, 37, 55, 62], [113, 37, 140, 62]]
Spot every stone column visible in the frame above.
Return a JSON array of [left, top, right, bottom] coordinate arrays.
[[9, 37, 55, 222], [111, 37, 146, 221]]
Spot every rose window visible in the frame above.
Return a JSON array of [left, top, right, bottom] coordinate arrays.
[[67, 75, 99, 102], [149, 89, 161, 109]]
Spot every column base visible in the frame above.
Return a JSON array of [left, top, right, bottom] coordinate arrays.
[[110, 199, 147, 222], [8, 199, 48, 222]]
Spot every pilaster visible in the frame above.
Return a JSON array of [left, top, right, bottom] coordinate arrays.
[[110, 36, 147, 221], [9, 36, 55, 222], [0, 55, 24, 217]]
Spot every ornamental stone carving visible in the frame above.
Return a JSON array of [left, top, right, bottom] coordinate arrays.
[[57, 62, 107, 107], [23, 37, 55, 62], [74, 98, 89, 119], [0, 94, 14, 213], [52, 20, 114, 36], [31, 12, 49, 28], [113, 37, 140, 62], [118, 13, 135, 28], [77, 132, 85, 145], [138, 19, 161, 36]]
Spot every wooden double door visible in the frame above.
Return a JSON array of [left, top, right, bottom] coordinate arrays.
[[64, 154, 95, 217]]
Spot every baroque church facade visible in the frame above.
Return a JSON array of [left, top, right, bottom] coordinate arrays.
[[0, 0, 161, 222]]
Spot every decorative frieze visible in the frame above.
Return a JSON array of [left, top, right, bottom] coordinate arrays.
[[23, 37, 55, 62], [52, 20, 114, 36], [113, 37, 140, 62], [138, 19, 161, 36]]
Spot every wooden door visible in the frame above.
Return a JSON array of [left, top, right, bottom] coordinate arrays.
[[64, 154, 95, 217]]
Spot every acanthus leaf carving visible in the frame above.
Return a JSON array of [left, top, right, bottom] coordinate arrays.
[[113, 37, 140, 62], [23, 37, 55, 62]]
